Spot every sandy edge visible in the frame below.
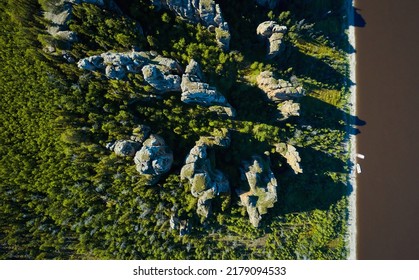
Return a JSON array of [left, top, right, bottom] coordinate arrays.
[[346, 0, 357, 260]]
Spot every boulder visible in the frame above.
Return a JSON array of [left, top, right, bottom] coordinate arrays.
[[275, 143, 303, 174], [237, 156, 278, 227], [111, 140, 141, 157], [169, 214, 190, 236], [181, 141, 230, 218], [134, 135, 173, 184], [277, 100, 300, 120], [256, 71, 305, 101], [256, 21, 287, 59], [181, 59, 235, 117]]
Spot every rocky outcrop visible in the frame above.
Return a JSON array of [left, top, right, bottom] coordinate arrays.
[[142, 65, 181, 92], [107, 140, 141, 157], [134, 135, 173, 184], [181, 59, 235, 117], [255, 0, 279, 9], [151, 0, 230, 51], [78, 51, 182, 92], [275, 143, 303, 174], [180, 141, 230, 218], [42, 0, 125, 51], [256, 71, 305, 101], [277, 100, 300, 120], [237, 156, 278, 227], [257, 21, 287, 59]]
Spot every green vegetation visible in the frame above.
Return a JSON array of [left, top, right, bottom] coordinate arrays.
[[1, 0, 353, 259]]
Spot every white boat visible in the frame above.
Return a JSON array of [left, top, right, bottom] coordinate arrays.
[[356, 153, 365, 159], [356, 163, 362, 174]]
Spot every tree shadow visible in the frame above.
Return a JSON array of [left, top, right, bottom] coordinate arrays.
[[298, 95, 366, 135], [271, 147, 353, 215], [282, 45, 354, 90], [352, 7, 366, 27]]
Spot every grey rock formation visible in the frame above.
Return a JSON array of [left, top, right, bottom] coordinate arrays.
[[151, 0, 230, 51], [275, 143, 303, 174], [277, 100, 300, 120], [256, 21, 287, 59], [256, 71, 305, 101], [181, 142, 230, 218], [256, 0, 279, 9], [78, 51, 182, 92], [237, 156, 278, 227], [142, 65, 181, 92], [108, 140, 141, 157], [181, 59, 235, 117], [134, 135, 173, 184]]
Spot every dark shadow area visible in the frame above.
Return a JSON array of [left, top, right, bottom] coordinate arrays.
[[272, 147, 353, 215], [283, 45, 354, 90], [228, 82, 279, 124], [298, 95, 366, 135], [353, 7, 366, 27]]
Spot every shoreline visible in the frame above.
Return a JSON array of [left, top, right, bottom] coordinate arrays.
[[346, 0, 357, 260]]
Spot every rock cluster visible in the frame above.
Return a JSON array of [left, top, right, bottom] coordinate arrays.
[[256, 71, 305, 101], [134, 135, 173, 185], [275, 143, 303, 174], [181, 141, 230, 218], [237, 156, 278, 227], [256, 21, 287, 59], [78, 51, 182, 92], [181, 59, 235, 117], [106, 127, 172, 185], [255, 0, 279, 9], [151, 0, 230, 51]]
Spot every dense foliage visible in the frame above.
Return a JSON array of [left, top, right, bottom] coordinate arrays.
[[1, 0, 353, 259]]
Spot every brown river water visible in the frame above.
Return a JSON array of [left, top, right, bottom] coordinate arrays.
[[355, 0, 419, 259]]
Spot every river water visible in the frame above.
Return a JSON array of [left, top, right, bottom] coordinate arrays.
[[355, 0, 419, 259]]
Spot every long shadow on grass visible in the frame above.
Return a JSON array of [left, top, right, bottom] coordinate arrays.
[[298, 95, 365, 135], [269, 147, 352, 218]]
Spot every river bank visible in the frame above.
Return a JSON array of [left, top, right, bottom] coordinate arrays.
[[346, 0, 357, 260]]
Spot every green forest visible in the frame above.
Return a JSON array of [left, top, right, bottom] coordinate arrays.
[[1, 0, 354, 259]]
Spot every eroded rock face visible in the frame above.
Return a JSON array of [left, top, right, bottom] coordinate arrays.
[[256, 71, 305, 101], [257, 21, 287, 59], [134, 135, 173, 184], [255, 0, 279, 9], [181, 142, 230, 218], [237, 156, 278, 227], [78, 51, 182, 92], [275, 143, 303, 174], [181, 59, 235, 117], [151, 0, 230, 51]]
